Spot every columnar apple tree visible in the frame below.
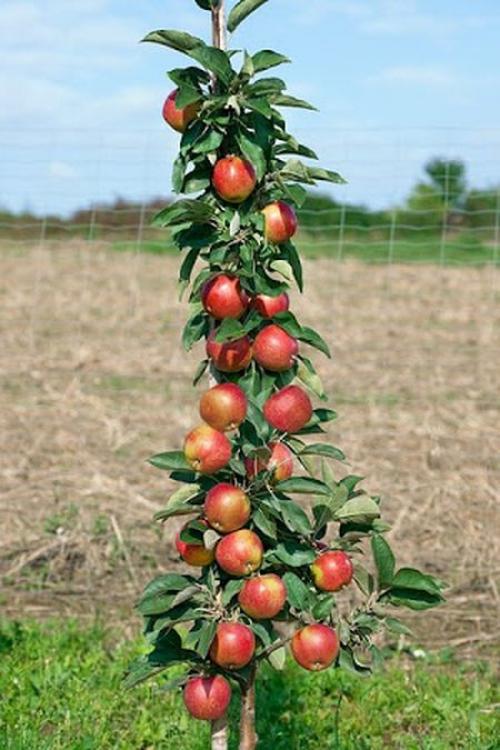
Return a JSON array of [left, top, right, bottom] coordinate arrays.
[[125, 1, 445, 747]]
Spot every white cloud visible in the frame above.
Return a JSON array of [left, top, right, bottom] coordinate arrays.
[[49, 161, 78, 179], [308, 0, 500, 37], [374, 66, 457, 87]]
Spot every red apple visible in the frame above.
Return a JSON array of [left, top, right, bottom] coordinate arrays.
[[291, 624, 340, 671], [204, 483, 251, 534], [212, 156, 257, 203], [253, 325, 298, 372], [199, 383, 248, 432], [263, 385, 313, 433], [162, 89, 200, 133], [244, 442, 294, 482], [215, 529, 263, 576], [176, 521, 215, 567], [262, 201, 298, 243], [201, 275, 249, 320], [184, 424, 232, 474], [238, 574, 287, 620], [310, 550, 354, 592], [206, 331, 253, 373], [252, 292, 290, 319], [183, 675, 231, 721], [209, 622, 256, 670]]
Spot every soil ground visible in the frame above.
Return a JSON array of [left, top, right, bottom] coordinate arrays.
[[1, 242, 499, 658]]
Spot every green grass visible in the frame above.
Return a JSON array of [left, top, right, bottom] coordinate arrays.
[[107, 233, 499, 265], [0, 620, 498, 749]]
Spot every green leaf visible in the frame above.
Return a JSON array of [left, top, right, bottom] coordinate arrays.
[[179, 245, 201, 284], [251, 50, 290, 73], [340, 475, 365, 494], [391, 568, 444, 596], [236, 131, 266, 180], [383, 588, 444, 611], [307, 166, 347, 184], [252, 506, 277, 539], [267, 645, 286, 670], [300, 443, 345, 461], [280, 182, 308, 207], [371, 535, 395, 588], [149, 629, 195, 665], [314, 408, 337, 423], [250, 621, 274, 647], [283, 242, 303, 291], [192, 129, 224, 155], [169, 66, 211, 88], [190, 46, 235, 87], [248, 77, 286, 96], [123, 658, 166, 689], [182, 310, 208, 351], [148, 451, 190, 471], [338, 647, 371, 676], [353, 565, 375, 596], [222, 578, 244, 605], [335, 496, 381, 523], [384, 617, 413, 637], [153, 199, 215, 227], [142, 573, 191, 599], [312, 483, 349, 530], [271, 94, 317, 110], [227, 0, 270, 32], [312, 594, 335, 620], [298, 326, 331, 358], [245, 96, 274, 119], [282, 572, 311, 610], [280, 159, 315, 185], [268, 540, 316, 567], [196, 620, 217, 659], [138, 576, 199, 616], [214, 317, 247, 343], [175, 85, 203, 108], [276, 477, 332, 496], [279, 498, 312, 535], [296, 359, 325, 399], [172, 154, 187, 193], [142, 29, 205, 53], [154, 484, 204, 522], [193, 359, 209, 386]]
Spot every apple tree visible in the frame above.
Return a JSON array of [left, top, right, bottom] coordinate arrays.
[[125, 2, 445, 748]]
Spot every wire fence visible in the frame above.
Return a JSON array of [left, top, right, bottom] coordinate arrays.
[[1, 126, 500, 266]]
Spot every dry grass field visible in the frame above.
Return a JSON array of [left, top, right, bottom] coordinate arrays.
[[1, 242, 499, 659]]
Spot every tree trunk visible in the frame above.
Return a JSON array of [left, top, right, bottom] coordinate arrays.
[[210, 9, 228, 745], [239, 666, 258, 750], [211, 716, 229, 750], [212, 0, 226, 50]]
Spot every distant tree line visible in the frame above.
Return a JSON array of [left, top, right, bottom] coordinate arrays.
[[1, 158, 499, 243]]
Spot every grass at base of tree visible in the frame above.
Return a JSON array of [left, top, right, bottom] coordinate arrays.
[[0, 619, 498, 749]]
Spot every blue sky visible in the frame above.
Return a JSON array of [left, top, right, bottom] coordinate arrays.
[[1, 0, 500, 215]]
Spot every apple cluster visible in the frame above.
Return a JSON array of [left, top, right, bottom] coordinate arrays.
[[126, 13, 445, 731], [176, 372, 353, 718]]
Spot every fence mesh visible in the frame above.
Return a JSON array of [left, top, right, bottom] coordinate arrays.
[[1, 127, 499, 652], [1, 126, 500, 266]]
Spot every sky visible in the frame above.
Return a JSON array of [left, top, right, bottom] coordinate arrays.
[[1, 0, 500, 216]]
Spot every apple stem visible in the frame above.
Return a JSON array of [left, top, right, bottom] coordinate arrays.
[[211, 715, 229, 750], [239, 665, 258, 750]]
